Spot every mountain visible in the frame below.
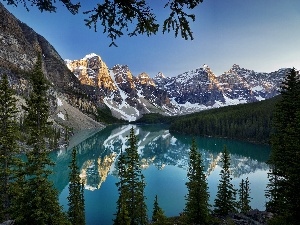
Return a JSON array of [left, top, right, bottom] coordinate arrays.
[[217, 64, 286, 101], [66, 54, 288, 120], [66, 55, 176, 121], [153, 64, 287, 112], [0, 2, 289, 127], [0, 2, 105, 141]]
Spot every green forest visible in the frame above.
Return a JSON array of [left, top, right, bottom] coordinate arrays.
[[135, 95, 280, 144], [169, 96, 279, 144], [0, 56, 84, 225]]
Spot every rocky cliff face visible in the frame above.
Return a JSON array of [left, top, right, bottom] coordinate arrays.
[[66, 53, 116, 90], [154, 65, 224, 106], [153, 64, 287, 113], [66, 57, 175, 121], [218, 64, 286, 102], [0, 2, 80, 92], [0, 2, 104, 135], [0, 4, 37, 71]]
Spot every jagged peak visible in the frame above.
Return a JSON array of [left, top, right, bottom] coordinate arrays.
[[112, 64, 133, 80], [201, 64, 216, 79], [202, 64, 215, 74], [203, 64, 209, 69], [137, 72, 155, 86], [113, 64, 129, 69], [83, 53, 100, 60], [155, 72, 166, 79], [64, 59, 72, 64], [231, 64, 241, 70], [138, 72, 150, 78], [223, 64, 242, 75]]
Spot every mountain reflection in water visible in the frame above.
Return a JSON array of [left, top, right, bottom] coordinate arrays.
[[50, 124, 270, 224]]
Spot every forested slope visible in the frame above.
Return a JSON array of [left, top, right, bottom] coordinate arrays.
[[169, 96, 280, 144]]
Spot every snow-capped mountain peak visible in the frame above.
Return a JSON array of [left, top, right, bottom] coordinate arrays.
[[83, 53, 99, 60], [66, 54, 290, 121], [203, 64, 209, 69], [155, 72, 166, 79]]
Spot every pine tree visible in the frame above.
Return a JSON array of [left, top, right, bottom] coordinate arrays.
[[214, 146, 237, 216], [67, 147, 85, 225], [81, 182, 85, 222], [114, 146, 130, 225], [152, 195, 167, 225], [114, 127, 147, 225], [0, 74, 22, 221], [238, 177, 251, 213], [184, 139, 210, 224], [13, 55, 70, 225], [266, 68, 300, 224]]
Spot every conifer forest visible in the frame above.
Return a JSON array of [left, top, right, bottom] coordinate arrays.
[[0, 55, 299, 225]]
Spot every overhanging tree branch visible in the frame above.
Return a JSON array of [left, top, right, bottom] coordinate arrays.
[[2, 0, 203, 46]]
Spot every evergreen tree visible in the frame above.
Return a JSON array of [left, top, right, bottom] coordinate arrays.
[[214, 146, 236, 216], [13, 55, 70, 225], [238, 177, 251, 213], [114, 146, 130, 225], [266, 68, 300, 224], [114, 127, 147, 225], [67, 147, 85, 225], [81, 182, 85, 222], [184, 139, 210, 224], [152, 195, 167, 225], [0, 74, 21, 221]]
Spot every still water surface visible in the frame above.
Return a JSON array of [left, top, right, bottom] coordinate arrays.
[[49, 124, 270, 225]]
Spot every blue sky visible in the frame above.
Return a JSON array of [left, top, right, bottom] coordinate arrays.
[[4, 0, 300, 77]]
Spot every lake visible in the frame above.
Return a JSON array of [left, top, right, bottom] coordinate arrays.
[[49, 124, 271, 225]]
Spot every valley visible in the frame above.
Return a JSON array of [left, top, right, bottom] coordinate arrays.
[[1, 1, 299, 224], [0, 1, 291, 140]]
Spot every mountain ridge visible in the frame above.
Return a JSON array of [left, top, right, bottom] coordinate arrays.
[[66, 53, 289, 121]]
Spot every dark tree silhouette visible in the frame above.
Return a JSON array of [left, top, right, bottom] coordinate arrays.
[[114, 127, 147, 225], [184, 138, 210, 224], [214, 146, 237, 216], [152, 195, 167, 225], [2, 0, 203, 46], [13, 55, 70, 225], [0, 74, 21, 221], [67, 148, 85, 225], [266, 68, 300, 224], [238, 177, 251, 213]]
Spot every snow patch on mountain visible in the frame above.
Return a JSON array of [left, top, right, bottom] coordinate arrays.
[[223, 94, 247, 105], [57, 112, 65, 120], [255, 96, 265, 101], [57, 97, 63, 106], [252, 85, 264, 92], [104, 98, 139, 122]]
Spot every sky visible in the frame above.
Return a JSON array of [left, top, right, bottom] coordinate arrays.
[[4, 0, 300, 77]]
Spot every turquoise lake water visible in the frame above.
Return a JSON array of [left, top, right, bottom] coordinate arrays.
[[49, 124, 271, 225]]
